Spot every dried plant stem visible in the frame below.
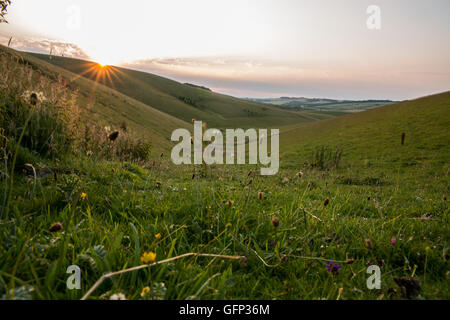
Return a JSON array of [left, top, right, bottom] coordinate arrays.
[[81, 253, 244, 300]]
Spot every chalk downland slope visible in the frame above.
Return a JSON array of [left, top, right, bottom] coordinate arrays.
[[281, 91, 450, 168], [1, 45, 191, 151], [30, 53, 311, 129]]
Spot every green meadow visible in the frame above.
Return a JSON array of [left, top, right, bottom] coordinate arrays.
[[0, 45, 448, 300]]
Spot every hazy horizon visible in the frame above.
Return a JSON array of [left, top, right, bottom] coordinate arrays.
[[1, 0, 449, 100]]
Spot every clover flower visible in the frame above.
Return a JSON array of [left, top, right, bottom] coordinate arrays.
[[110, 293, 126, 300], [326, 261, 342, 275]]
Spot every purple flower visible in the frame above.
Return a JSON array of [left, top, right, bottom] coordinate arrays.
[[391, 238, 397, 245], [326, 261, 342, 275]]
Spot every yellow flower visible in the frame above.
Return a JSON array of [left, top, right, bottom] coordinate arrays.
[[140, 287, 150, 297], [80, 193, 87, 200], [155, 233, 161, 240], [140, 251, 157, 264]]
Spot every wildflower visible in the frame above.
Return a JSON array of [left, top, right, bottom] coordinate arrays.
[[48, 222, 63, 233], [140, 287, 150, 297], [271, 217, 280, 228], [155, 233, 161, 240], [110, 293, 126, 300], [282, 177, 289, 184], [156, 181, 162, 188], [326, 261, 342, 275], [323, 198, 330, 207], [257, 191, 263, 200], [140, 251, 157, 264], [296, 171, 303, 178], [226, 200, 233, 207], [391, 237, 397, 246], [80, 193, 87, 200], [365, 239, 373, 249]]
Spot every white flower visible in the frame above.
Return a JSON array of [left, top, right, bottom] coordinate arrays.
[[110, 293, 126, 300]]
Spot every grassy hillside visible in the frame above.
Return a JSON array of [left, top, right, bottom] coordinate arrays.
[[30, 53, 311, 129], [280, 91, 450, 160], [0, 45, 189, 152], [1, 44, 448, 300]]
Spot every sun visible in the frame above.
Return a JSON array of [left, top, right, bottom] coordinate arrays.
[[96, 59, 115, 68], [70, 60, 126, 94], [97, 62, 109, 68], [92, 54, 120, 68]]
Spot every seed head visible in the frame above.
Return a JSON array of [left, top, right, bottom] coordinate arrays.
[[49, 222, 63, 233], [108, 131, 120, 142], [271, 216, 280, 228]]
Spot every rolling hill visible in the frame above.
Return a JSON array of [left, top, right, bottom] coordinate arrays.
[[280, 91, 450, 173], [2, 44, 449, 300], [29, 53, 313, 129], [0, 45, 190, 151]]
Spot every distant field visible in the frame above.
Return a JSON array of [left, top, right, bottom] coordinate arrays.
[[248, 97, 396, 113]]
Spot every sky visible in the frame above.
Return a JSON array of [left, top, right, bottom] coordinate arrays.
[[1, 0, 449, 100]]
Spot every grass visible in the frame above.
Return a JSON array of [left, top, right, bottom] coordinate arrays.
[[0, 46, 448, 300]]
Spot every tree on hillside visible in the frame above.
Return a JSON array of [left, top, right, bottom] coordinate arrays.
[[0, 0, 11, 23]]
